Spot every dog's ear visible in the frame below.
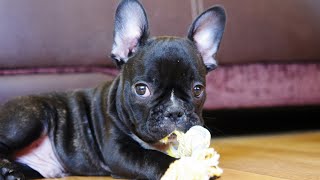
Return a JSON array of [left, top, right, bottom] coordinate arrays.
[[111, 0, 149, 67], [188, 6, 226, 72]]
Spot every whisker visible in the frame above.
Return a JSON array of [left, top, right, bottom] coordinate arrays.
[[203, 116, 217, 121], [204, 125, 225, 136]]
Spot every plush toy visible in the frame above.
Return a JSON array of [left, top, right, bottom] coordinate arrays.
[[160, 126, 223, 180]]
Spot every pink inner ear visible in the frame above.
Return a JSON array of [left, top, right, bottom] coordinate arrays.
[[111, 1, 148, 62], [193, 12, 221, 67], [112, 29, 140, 62], [193, 29, 218, 67]]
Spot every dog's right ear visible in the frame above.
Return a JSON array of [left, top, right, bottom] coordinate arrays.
[[111, 0, 149, 67]]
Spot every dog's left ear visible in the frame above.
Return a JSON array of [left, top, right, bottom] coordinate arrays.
[[111, 0, 149, 67], [188, 6, 226, 72]]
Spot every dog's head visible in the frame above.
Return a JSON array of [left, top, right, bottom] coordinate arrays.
[[110, 0, 226, 144]]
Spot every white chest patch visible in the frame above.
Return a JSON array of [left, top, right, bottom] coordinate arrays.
[[14, 135, 67, 178]]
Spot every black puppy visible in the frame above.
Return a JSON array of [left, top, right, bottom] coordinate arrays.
[[0, 0, 226, 179]]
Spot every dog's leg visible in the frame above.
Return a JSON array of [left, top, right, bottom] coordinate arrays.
[[0, 158, 43, 180], [0, 97, 49, 179], [106, 132, 176, 180]]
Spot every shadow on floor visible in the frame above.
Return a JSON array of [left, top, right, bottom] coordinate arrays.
[[203, 105, 320, 137]]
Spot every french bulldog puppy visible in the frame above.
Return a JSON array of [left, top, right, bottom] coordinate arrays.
[[0, 0, 226, 179]]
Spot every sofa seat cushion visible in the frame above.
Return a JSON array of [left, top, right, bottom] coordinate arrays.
[[205, 63, 320, 109]]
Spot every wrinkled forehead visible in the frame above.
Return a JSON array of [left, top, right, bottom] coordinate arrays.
[[144, 37, 202, 67], [126, 37, 207, 84]]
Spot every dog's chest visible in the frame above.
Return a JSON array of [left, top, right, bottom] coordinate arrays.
[[14, 135, 67, 178]]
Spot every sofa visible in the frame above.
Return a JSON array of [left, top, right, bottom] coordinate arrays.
[[1, 1, 319, 133]]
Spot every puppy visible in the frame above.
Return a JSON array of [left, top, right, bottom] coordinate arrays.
[[0, 0, 226, 179]]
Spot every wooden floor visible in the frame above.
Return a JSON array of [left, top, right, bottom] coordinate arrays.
[[46, 131, 320, 180]]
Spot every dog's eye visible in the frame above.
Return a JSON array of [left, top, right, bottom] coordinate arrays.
[[135, 83, 151, 97], [193, 85, 204, 97]]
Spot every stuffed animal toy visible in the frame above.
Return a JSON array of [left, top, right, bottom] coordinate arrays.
[[160, 126, 223, 180]]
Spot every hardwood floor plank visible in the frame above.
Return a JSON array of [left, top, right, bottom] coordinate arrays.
[[39, 131, 320, 180], [212, 131, 320, 180], [221, 168, 288, 180]]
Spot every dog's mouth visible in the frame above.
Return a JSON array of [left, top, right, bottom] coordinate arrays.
[[151, 130, 184, 154]]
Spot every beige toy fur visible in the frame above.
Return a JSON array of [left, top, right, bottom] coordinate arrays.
[[160, 126, 223, 180]]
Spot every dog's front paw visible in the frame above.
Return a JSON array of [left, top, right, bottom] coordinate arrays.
[[161, 148, 222, 180], [0, 160, 25, 180]]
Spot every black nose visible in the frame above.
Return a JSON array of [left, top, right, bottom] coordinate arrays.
[[164, 107, 185, 121]]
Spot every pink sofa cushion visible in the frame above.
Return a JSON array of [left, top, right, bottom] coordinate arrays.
[[205, 63, 320, 109]]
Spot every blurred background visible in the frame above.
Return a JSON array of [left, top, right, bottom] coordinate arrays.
[[0, 0, 319, 136]]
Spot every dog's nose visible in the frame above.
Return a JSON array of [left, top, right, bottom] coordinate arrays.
[[164, 107, 185, 121]]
